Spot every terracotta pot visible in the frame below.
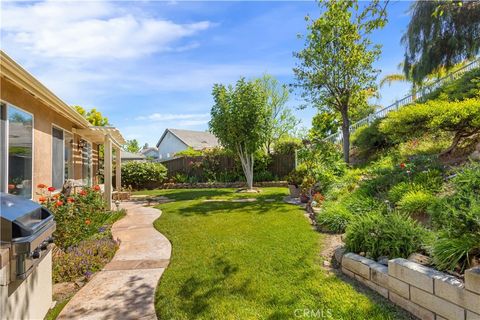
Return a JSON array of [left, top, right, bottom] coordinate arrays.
[[288, 185, 300, 198], [300, 193, 309, 203]]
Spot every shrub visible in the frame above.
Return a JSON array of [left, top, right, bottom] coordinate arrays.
[[397, 190, 436, 217], [342, 191, 386, 215], [121, 161, 167, 189], [316, 202, 353, 233], [431, 232, 480, 273], [380, 98, 480, 153], [174, 147, 203, 157], [345, 212, 428, 259], [424, 68, 480, 102], [428, 163, 480, 271], [352, 119, 394, 156], [273, 137, 302, 154], [53, 238, 119, 283]]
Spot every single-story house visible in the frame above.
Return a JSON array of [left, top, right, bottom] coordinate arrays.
[[140, 143, 159, 159], [1, 50, 126, 320], [0, 51, 125, 210], [156, 128, 220, 161], [121, 150, 147, 162]]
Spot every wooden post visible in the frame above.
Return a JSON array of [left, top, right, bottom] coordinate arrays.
[[104, 134, 112, 210], [115, 146, 121, 191]]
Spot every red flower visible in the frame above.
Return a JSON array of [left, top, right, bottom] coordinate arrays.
[[55, 200, 63, 207], [79, 190, 87, 196], [48, 186, 56, 192], [67, 197, 75, 203], [37, 183, 47, 189], [38, 196, 47, 203], [93, 185, 101, 191], [85, 219, 91, 225], [399, 163, 406, 169], [8, 184, 15, 190]]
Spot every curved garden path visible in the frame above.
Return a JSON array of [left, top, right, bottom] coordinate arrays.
[[58, 202, 171, 320]]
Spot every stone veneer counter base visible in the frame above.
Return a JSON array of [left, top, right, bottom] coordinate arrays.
[[57, 203, 171, 320]]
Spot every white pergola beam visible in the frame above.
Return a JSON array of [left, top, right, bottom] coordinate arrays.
[[104, 134, 113, 210], [115, 146, 121, 191]]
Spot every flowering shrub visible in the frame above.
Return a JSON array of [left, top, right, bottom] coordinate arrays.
[[37, 184, 108, 249], [53, 237, 119, 283]]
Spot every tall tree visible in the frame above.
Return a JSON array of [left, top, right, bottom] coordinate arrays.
[[402, 1, 480, 84], [209, 78, 269, 190], [73, 106, 110, 126], [256, 74, 300, 154], [293, 0, 387, 163], [124, 139, 141, 153]]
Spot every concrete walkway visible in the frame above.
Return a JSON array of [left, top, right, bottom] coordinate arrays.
[[58, 202, 171, 320]]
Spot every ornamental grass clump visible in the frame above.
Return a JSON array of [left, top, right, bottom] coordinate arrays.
[[345, 212, 428, 260]]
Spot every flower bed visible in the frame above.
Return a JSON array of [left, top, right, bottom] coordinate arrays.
[[36, 184, 125, 283]]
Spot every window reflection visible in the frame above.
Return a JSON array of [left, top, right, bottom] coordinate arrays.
[[8, 106, 33, 198]]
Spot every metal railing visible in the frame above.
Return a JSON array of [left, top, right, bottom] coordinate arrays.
[[323, 58, 480, 145]]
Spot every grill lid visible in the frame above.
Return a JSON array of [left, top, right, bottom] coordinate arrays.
[[1, 193, 54, 238]]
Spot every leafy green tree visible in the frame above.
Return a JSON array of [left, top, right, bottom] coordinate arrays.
[[293, 0, 387, 163], [209, 78, 269, 190], [402, 1, 480, 83], [124, 139, 141, 153], [73, 106, 110, 126], [256, 74, 300, 154]]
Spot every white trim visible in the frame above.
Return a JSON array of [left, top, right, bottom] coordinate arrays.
[[0, 100, 34, 199]]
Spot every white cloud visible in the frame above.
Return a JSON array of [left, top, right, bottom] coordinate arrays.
[[1, 1, 212, 59]]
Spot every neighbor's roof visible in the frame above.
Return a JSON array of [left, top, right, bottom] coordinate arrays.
[[156, 128, 220, 149], [120, 150, 146, 160]]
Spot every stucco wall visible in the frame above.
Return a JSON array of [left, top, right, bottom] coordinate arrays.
[[0, 250, 53, 320], [1, 77, 99, 197], [158, 131, 188, 160]]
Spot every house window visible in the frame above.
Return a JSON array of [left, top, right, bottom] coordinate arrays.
[[52, 126, 74, 189], [0, 102, 33, 199], [81, 141, 92, 186], [64, 131, 74, 180]]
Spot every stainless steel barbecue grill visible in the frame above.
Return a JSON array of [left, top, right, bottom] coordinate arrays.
[[0, 192, 56, 283]]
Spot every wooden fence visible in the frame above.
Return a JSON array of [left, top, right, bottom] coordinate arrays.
[[160, 154, 295, 180]]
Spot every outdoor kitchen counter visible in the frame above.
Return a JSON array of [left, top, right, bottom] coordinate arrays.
[[57, 202, 171, 320]]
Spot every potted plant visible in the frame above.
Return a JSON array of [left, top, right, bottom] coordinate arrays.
[[286, 168, 304, 198], [300, 176, 315, 203]]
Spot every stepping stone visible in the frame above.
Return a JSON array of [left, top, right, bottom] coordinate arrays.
[[231, 198, 257, 202]]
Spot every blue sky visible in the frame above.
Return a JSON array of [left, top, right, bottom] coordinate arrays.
[[1, 0, 412, 147]]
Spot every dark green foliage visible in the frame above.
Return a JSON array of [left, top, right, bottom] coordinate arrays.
[[352, 119, 395, 156], [121, 161, 167, 189], [317, 202, 353, 233], [429, 163, 480, 271], [345, 212, 428, 259], [402, 1, 480, 83]]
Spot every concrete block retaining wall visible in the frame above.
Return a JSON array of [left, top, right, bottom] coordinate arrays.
[[336, 251, 480, 320]]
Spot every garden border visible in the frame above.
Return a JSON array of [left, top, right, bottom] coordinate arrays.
[[335, 249, 480, 320], [158, 181, 288, 189]]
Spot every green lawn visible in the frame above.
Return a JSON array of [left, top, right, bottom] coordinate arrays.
[[137, 187, 411, 320]]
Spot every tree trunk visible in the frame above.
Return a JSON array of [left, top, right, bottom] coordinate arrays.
[[237, 145, 255, 190], [341, 109, 350, 164]]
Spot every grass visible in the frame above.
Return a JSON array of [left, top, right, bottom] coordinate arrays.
[[136, 187, 411, 320]]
